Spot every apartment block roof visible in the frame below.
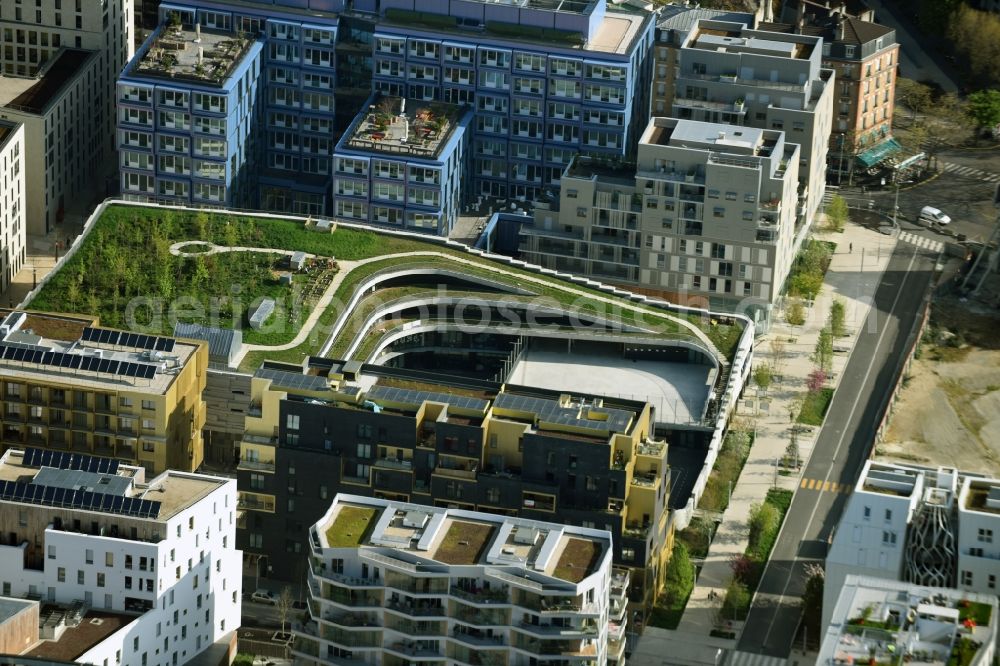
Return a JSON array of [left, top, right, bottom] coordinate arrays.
[[0, 311, 200, 395], [819, 575, 997, 666], [27, 608, 136, 662], [318, 494, 611, 584], [0, 49, 95, 115], [129, 25, 255, 87], [173, 322, 241, 365], [961, 477, 1000, 516], [340, 95, 468, 161], [758, 16, 893, 47], [656, 4, 753, 33], [0, 449, 228, 523]]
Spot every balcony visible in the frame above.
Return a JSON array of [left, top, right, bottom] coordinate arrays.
[[452, 628, 505, 646], [237, 492, 275, 513], [636, 439, 665, 458], [237, 457, 276, 473], [386, 599, 448, 618], [434, 460, 478, 480], [518, 621, 598, 637], [631, 472, 658, 488], [450, 584, 510, 605], [375, 457, 413, 471]]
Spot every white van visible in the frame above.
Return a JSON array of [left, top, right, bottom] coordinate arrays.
[[919, 206, 951, 226]]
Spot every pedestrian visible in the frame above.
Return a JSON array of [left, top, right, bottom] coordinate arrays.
[[850, 242, 853, 253]]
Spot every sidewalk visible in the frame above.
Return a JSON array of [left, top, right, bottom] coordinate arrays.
[[672, 223, 898, 642]]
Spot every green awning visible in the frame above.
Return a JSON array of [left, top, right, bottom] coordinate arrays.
[[856, 138, 902, 168]]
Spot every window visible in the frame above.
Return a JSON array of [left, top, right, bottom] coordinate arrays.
[[85, 549, 93, 564], [78, 570, 85, 584], [286, 414, 300, 430], [881, 531, 897, 545], [961, 570, 972, 586], [58, 567, 65, 582], [990, 575, 996, 590], [884, 509, 892, 521], [622, 548, 635, 561], [97, 573, 105, 588], [978, 528, 993, 543], [863, 506, 871, 520], [105, 552, 113, 567], [356, 442, 372, 458], [48, 545, 56, 559]]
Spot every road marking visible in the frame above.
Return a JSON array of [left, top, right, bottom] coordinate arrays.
[[898, 231, 944, 253], [727, 651, 789, 666], [941, 162, 1000, 183], [758, 244, 924, 650], [798, 478, 851, 494]]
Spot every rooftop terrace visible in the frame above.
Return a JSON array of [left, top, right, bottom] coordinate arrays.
[[342, 97, 464, 160], [820, 576, 996, 666], [0, 49, 94, 114], [318, 496, 610, 583], [131, 25, 253, 86], [27, 608, 136, 662], [964, 480, 1000, 516], [688, 23, 815, 59]]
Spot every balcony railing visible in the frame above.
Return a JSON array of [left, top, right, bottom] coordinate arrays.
[[237, 458, 276, 472]]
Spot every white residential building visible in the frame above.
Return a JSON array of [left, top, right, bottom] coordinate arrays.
[[0, 447, 241, 665], [819, 575, 997, 666], [295, 494, 620, 666], [826, 461, 1000, 627], [0, 119, 24, 292]]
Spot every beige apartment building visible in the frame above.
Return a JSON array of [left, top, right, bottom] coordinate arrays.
[[0, 119, 24, 293], [521, 117, 800, 324], [651, 17, 833, 230], [0, 311, 208, 474]]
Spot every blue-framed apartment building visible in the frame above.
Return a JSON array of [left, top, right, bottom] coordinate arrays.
[[333, 94, 472, 234], [117, 21, 263, 208], [118, 0, 653, 221]]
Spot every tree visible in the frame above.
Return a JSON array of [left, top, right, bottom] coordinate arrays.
[[807, 368, 828, 393], [664, 542, 694, 604], [918, 0, 963, 32], [276, 586, 294, 636], [966, 89, 1000, 133], [786, 298, 806, 326], [748, 502, 780, 554], [830, 299, 846, 338], [753, 363, 772, 394], [894, 78, 934, 120], [949, 6, 1000, 87], [722, 579, 751, 621], [769, 338, 787, 376], [785, 436, 800, 469], [729, 553, 755, 582], [801, 563, 825, 640], [825, 195, 848, 233], [813, 327, 833, 372]]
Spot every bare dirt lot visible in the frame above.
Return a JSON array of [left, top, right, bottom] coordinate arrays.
[[878, 299, 1000, 476]]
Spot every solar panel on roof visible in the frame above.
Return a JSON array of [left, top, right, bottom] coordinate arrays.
[[42, 486, 55, 503], [111, 495, 124, 512], [101, 494, 114, 511]]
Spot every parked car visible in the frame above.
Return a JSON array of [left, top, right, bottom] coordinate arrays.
[[250, 589, 276, 605], [919, 206, 951, 226]]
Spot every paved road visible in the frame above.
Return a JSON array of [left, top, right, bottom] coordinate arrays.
[[737, 239, 939, 657]]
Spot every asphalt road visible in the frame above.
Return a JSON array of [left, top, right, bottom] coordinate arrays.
[[837, 148, 1000, 243], [737, 239, 939, 657]]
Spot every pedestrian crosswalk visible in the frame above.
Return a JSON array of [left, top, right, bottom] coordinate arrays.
[[725, 650, 788, 666], [898, 231, 945, 253], [941, 162, 1000, 183], [799, 477, 853, 494]]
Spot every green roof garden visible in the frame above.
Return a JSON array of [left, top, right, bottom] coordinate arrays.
[[325, 505, 378, 548]]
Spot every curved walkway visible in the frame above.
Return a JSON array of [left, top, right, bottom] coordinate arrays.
[[229, 249, 724, 367], [169, 241, 318, 260]]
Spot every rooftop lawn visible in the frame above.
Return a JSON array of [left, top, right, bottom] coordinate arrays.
[[433, 521, 495, 565], [30, 205, 744, 369], [553, 537, 600, 583], [325, 506, 378, 548]]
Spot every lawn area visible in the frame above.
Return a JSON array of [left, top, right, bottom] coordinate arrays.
[[798, 388, 834, 425], [959, 601, 993, 626], [325, 506, 377, 548], [553, 537, 600, 583], [32, 204, 746, 370], [699, 428, 753, 513], [648, 541, 694, 630], [723, 489, 793, 621], [433, 521, 495, 565]]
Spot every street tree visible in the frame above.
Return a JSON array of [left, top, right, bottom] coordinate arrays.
[[722, 579, 751, 621], [830, 298, 847, 337], [813, 327, 834, 372], [966, 89, 1000, 134], [769, 338, 788, 376], [801, 563, 826, 641], [786, 298, 806, 326], [785, 436, 800, 469], [753, 363, 772, 394], [825, 195, 849, 232], [664, 542, 694, 604], [276, 586, 294, 636], [894, 78, 933, 120]]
